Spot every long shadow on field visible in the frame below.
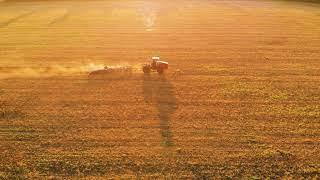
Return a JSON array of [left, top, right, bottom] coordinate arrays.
[[0, 11, 35, 28], [143, 74, 177, 147]]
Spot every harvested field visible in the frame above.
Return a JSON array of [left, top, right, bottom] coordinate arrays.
[[0, 0, 320, 178]]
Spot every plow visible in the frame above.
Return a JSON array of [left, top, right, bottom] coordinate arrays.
[[89, 56, 168, 78]]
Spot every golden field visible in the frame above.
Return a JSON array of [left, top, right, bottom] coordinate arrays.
[[0, 0, 320, 178]]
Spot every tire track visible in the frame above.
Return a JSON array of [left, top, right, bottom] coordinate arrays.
[[48, 10, 69, 26], [0, 10, 35, 28]]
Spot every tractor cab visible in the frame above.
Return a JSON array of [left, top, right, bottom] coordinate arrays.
[[151, 56, 160, 69], [143, 56, 168, 74]]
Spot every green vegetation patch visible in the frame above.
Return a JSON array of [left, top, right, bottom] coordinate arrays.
[[264, 104, 320, 118], [224, 82, 267, 98], [0, 109, 25, 120], [0, 126, 41, 142], [223, 81, 290, 101], [0, 164, 30, 180], [195, 64, 235, 75]]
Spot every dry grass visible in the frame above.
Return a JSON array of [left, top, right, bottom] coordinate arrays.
[[0, 0, 320, 178]]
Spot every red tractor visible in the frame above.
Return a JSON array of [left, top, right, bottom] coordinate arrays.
[[143, 56, 168, 74]]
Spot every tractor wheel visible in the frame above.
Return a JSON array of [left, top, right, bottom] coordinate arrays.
[[157, 68, 164, 74], [143, 65, 151, 74]]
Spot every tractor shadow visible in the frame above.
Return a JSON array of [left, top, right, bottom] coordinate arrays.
[[143, 74, 177, 147]]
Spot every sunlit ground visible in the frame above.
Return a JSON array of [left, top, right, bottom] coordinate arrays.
[[0, 0, 320, 178]]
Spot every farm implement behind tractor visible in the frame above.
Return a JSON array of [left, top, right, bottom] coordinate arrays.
[[88, 57, 168, 78]]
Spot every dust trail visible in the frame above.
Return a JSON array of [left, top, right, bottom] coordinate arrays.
[[0, 63, 140, 79], [143, 74, 177, 148], [0, 11, 34, 28], [0, 63, 107, 79], [48, 9, 69, 26]]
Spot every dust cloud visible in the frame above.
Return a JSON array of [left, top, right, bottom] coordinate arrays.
[[0, 63, 132, 79]]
